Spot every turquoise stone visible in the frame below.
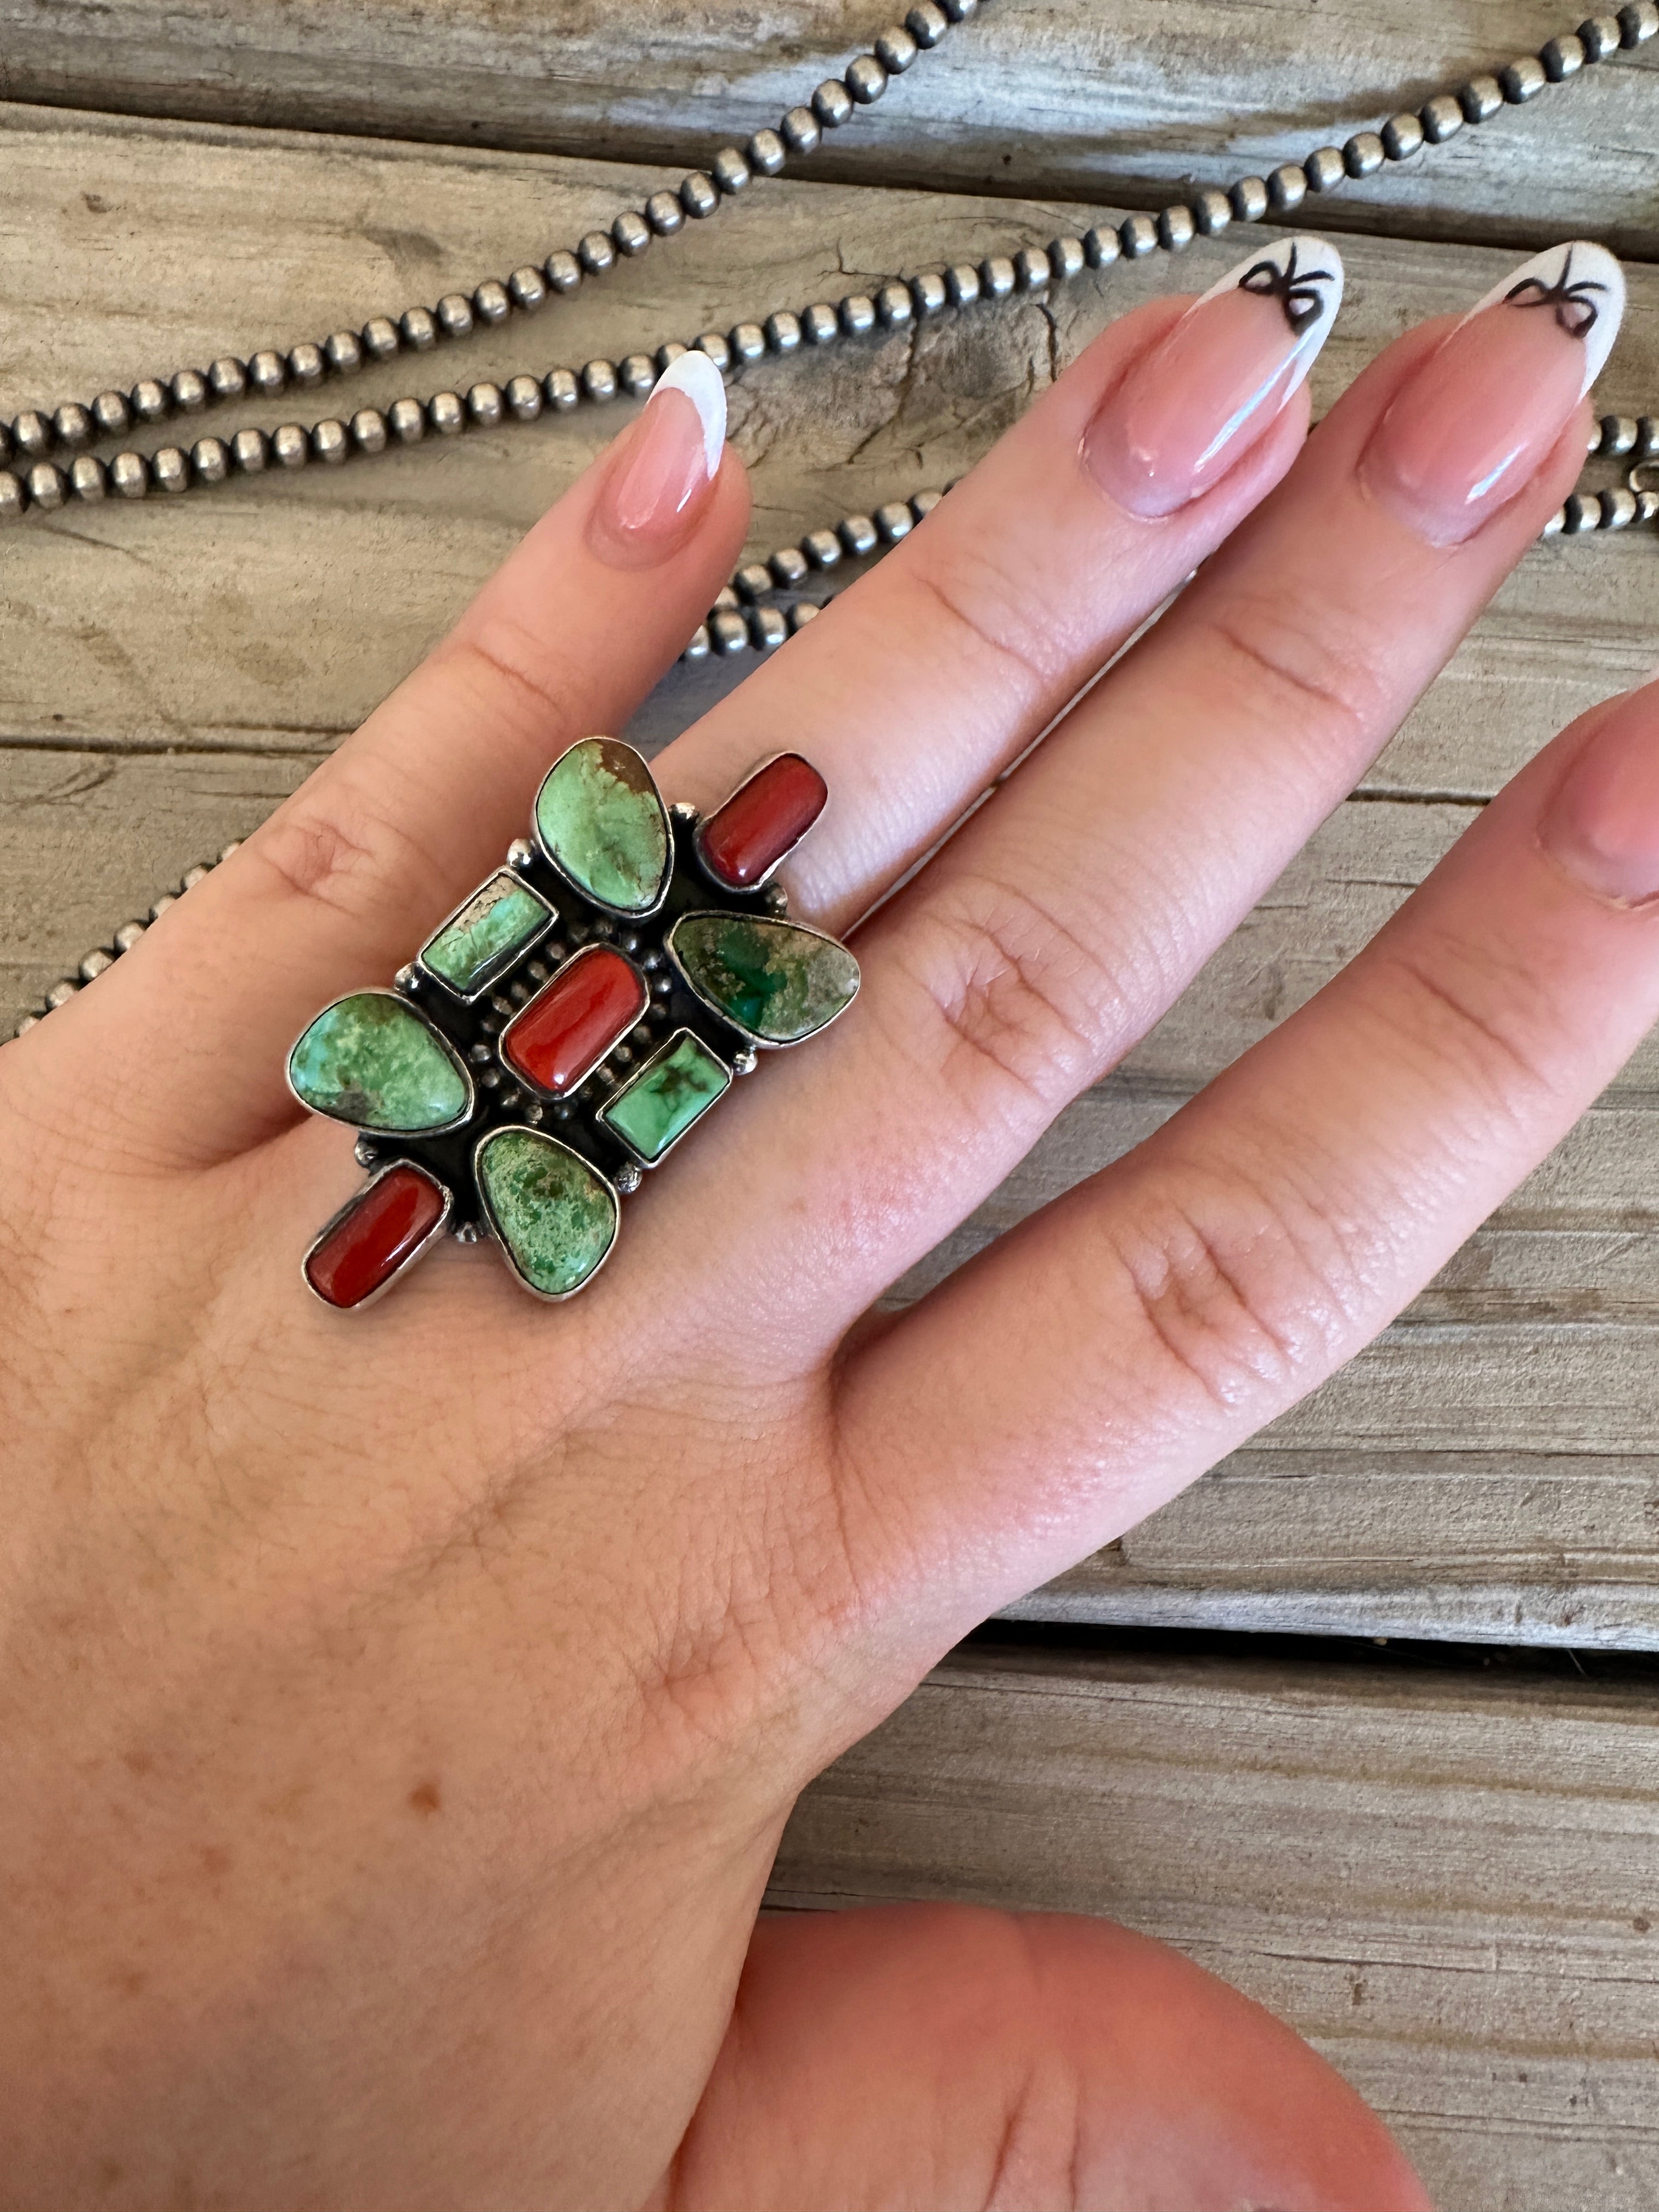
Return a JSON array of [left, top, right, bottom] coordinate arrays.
[[421, 872, 552, 996], [288, 991, 471, 1132], [669, 913, 860, 1045], [601, 1029, 730, 1163], [534, 737, 670, 915], [475, 1127, 618, 1297]]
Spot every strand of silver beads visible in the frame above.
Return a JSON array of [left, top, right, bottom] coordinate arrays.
[[9, 3, 1659, 1039], [2, 2, 1655, 538]]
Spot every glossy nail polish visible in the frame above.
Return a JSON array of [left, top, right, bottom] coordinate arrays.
[[1361, 241, 1625, 548], [1539, 680, 1659, 905], [591, 349, 727, 561], [1084, 236, 1345, 518]]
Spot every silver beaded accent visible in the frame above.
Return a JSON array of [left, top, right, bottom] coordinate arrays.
[[287, 340, 326, 385], [270, 425, 308, 471], [620, 354, 657, 397], [388, 397, 427, 443], [1579, 14, 1623, 59], [473, 279, 511, 323], [1499, 54, 1549, 100], [52, 401, 92, 447], [208, 356, 249, 399], [680, 172, 719, 219], [152, 445, 189, 493], [876, 25, 920, 71], [311, 419, 348, 464], [1156, 206, 1195, 251], [1459, 74, 1505, 122], [906, 2, 950, 44], [579, 361, 618, 404], [26, 461, 65, 511], [1343, 131, 1386, 177], [69, 453, 106, 500], [1118, 215, 1159, 258], [1381, 112, 1425, 160], [1542, 32, 1587, 76], [191, 436, 230, 483], [645, 191, 685, 236], [545, 250, 582, 295], [400, 306, 438, 350], [466, 381, 505, 428], [1190, 189, 1233, 236], [230, 428, 268, 473], [747, 128, 787, 176], [1304, 145, 1347, 192], [362, 317, 400, 360], [712, 148, 752, 193], [846, 54, 889, 102], [0, 472, 25, 522], [1229, 176, 1270, 222], [612, 211, 651, 257], [812, 78, 856, 127], [766, 309, 804, 353], [1621, 2, 1658, 43], [352, 407, 390, 453], [509, 266, 548, 309]]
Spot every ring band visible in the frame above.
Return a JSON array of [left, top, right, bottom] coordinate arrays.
[[287, 740, 859, 1308]]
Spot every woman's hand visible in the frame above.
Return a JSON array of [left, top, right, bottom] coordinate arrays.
[[2, 235, 1646, 2210]]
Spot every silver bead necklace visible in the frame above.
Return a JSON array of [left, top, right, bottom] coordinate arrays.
[[10, 1, 1659, 1036]]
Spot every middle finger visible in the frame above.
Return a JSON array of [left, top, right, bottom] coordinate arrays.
[[670, 241, 1621, 1348]]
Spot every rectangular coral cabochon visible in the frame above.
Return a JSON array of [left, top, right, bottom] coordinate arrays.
[[602, 1029, 731, 1163], [304, 1164, 448, 1309], [501, 944, 648, 1096]]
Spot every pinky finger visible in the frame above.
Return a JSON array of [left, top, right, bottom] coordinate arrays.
[[834, 675, 1659, 1641]]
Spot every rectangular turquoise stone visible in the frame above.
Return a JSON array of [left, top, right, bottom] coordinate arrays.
[[601, 1029, 730, 1164], [420, 871, 553, 997]]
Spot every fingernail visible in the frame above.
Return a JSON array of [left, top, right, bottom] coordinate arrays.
[[1083, 236, 1344, 518], [1361, 241, 1624, 548], [1539, 680, 1659, 905], [590, 349, 726, 561]]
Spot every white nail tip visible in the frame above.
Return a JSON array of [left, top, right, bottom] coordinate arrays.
[[1466, 241, 1625, 398], [652, 349, 727, 476], [1201, 234, 1346, 390]]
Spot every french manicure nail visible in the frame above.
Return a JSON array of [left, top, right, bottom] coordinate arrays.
[[1083, 236, 1345, 518], [591, 349, 727, 561], [1539, 680, 1659, 906], [1361, 241, 1625, 549]]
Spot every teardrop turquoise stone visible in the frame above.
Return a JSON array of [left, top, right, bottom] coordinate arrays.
[[534, 737, 670, 915], [288, 992, 471, 1132], [669, 913, 860, 1045], [475, 1127, 618, 1297]]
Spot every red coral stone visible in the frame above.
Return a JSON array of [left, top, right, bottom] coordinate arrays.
[[697, 752, 828, 889], [501, 945, 647, 1095], [305, 1163, 448, 1310]]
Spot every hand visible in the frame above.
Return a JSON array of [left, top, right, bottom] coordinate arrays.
[[3, 233, 1646, 2210]]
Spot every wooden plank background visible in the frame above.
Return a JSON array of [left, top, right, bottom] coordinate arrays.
[[1, 1, 1656, 254], [4, 100, 1658, 1647], [773, 1645, 1659, 2212]]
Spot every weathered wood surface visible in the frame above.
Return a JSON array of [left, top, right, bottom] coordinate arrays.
[[2, 1, 1656, 257], [4, 105, 1659, 1644], [771, 1645, 1659, 2212]]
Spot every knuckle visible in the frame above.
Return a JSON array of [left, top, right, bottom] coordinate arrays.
[[249, 769, 438, 926], [896, 870, 1132, 1126], [1378, 934, 1558, 1119], [899, 540, 1077, 709], [1204, 586, 1393, 746], [443, 615, 583, 740], [1110, 1163, 1361, 1420]]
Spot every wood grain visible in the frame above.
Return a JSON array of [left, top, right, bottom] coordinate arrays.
[[1, 1, 1655, 255], [5, 106, 1659, 1644], [770, 1645, 1659, 2212]]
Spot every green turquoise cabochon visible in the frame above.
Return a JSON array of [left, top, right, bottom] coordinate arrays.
[[473, 1126, 619, 1298], [420, 871, 553, 997], [533, 737, 672, 916], [668, 912, 861, 1045], [287, 991, 472, 1132]]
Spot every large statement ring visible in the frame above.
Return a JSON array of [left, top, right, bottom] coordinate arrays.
[[287, 742, 859, 1308]]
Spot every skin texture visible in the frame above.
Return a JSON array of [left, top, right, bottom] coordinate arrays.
[[1, 251, 1652, 2209]]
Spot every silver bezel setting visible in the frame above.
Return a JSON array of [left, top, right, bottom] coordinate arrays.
[[416, 868, 557, 1002], [496, 943, 650, 1099], [664, 910, 862, 1049], [472, 1124, 621, 1301], [300, 1157, 454, 1311], [599, 1026, 733, 1167], [285, 986, 476, 1135]]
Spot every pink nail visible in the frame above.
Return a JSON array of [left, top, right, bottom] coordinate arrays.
[[1083, 236, 1344, 518], [590, 351, 726, 561], [1361, 241, 1625, 548], [1539, 680, 1659, 906]]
